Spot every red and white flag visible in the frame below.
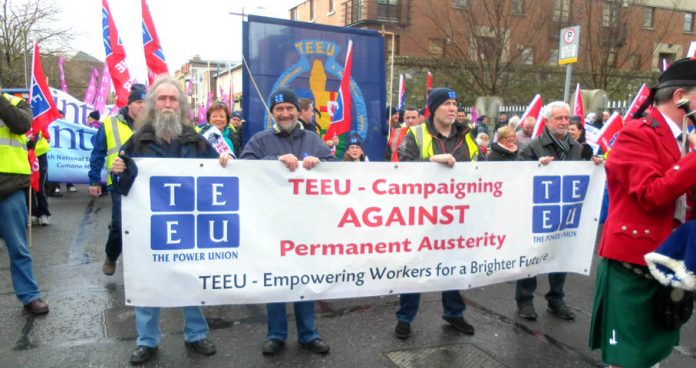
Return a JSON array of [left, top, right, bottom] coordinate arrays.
[[397, 74, 406, 111], [623, 84, 650, 121], [324, 40, 354, 139], [573, 83, 584, 125], [519, 95, 544, 138], [102, 0, 133, 107], [597, 112, 623, 153], [141, 0, 168, 84], [28, 42, 61, 191], [423, 71, 432, 118]]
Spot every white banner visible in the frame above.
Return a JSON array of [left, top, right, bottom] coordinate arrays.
[[122, 159, 606, 307]]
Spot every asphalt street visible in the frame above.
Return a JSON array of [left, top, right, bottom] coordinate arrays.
[[1, 185, 695, 367]]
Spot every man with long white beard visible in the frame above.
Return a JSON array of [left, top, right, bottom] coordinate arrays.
[[111, 76, 231, 365]]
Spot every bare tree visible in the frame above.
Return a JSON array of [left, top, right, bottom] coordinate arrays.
[[0, 0, 71, 87], [576, 0, 678, 95], [408, 0, 553, 97]]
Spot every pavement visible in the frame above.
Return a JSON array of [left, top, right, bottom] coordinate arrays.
[[1, 185, 695, 367]]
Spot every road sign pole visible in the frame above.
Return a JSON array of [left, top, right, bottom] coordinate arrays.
[[563, 63, 573, 103]]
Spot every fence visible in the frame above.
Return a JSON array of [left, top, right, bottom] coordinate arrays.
[[462, 100, 632, 118]]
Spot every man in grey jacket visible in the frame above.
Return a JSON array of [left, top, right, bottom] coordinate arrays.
[[241, 87, 334, 356]]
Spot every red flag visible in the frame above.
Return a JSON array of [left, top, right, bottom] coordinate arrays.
[[102, 0, 133, 107], [623, 84, 650, 121], [29, 42, 61, 136], [423, 71, 432, 118], [518, 95, 544, 138], [573, 83, 584, 125], [597, 112, 624, 153], [324, 40, 354, 139], [141, 0, 168, 84]]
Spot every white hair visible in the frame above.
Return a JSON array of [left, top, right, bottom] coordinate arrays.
[[542, 101, 570, 120]]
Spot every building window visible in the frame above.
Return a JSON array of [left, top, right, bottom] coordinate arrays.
[[643, 7, 654, 28], [329, 0, 335, 13], [511, 0, 524, 15], [452, 0, 468, 8], [630, 54, 642, 70], [385, 35, 400, 56], [549, 49, 559, 64], [309, 0, 315, 20], [552, 0, 570, 23], [603, 0, 620, 28], [520, 47, 534, 65], [290, 7, 297, 20], [377, 0, 400, 22], [685, 12, 694, 33], [429, 38, 445, 56]]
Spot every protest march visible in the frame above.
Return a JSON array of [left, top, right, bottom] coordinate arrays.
[[2, 1, 696, 367]]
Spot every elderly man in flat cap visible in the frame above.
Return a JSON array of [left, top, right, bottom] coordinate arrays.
[[589, 58, 696, 367]]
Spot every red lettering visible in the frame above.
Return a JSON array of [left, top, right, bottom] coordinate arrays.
[[363, 207, 382, 227], [288, 179, 303, 195], [280, 240, 294, 256], [372, 178, 386, 195], [455, 205, 470, 223], [385, 207, 406, 226], [306, 179, 319, 195], [337, 208, 361, 227]]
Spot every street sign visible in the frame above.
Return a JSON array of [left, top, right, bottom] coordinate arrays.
[[559, 26, 580, 65]]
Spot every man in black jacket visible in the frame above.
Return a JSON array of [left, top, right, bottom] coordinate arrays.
[[515, 100, 601, 321], [394, 88, 481, 340]]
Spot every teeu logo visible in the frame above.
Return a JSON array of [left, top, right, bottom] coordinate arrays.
[[532, 175, 589, 233], [150, 176, 240, 250]]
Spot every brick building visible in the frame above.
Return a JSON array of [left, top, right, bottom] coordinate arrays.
[[290, 0, 696, 102]]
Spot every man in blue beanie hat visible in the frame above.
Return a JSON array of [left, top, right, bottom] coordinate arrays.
[[241, 87, 334, 357], [394, 87, 482, 339]]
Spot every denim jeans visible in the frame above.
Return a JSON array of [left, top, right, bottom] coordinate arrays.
[[515, 273, 567, 307], [134, 306, 209, 347], [0, 190, 41, 304], [266, 301, 319, 344], [396, 290, 466, 323], [105, 189, 122, 262]]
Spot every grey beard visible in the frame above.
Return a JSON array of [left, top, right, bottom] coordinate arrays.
[[153, 110, 182, 142]]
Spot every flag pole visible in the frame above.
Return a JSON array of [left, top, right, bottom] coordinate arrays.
[[381, 27, 396, 142]]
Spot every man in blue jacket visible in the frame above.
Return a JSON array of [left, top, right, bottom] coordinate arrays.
[[88, 85, 146, 276], [241, 87, 334, 356]]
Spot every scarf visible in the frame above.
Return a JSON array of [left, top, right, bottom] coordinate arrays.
[[545, 127, 571, 160]]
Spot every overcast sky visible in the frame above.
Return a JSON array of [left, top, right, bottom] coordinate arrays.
[[57, 0, 302, 81]]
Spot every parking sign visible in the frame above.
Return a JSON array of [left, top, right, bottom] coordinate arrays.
[[559, 26, 580, 65]]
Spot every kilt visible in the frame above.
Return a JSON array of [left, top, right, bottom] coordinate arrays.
[[589, 258, 680, 368]]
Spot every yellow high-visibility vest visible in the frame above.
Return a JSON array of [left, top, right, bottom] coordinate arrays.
[[0, 93, 30, 174], [409, 123, 479, 161], [103, 114, 133, 185]]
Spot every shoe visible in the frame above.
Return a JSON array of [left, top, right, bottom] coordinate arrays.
[[262, 339, 285, 355], [67, 186, 77, 193], [23, 299, 49, 315], [48, 190, 63, 198], [129, 345, 157, 364], [395, 320, 411, 339], [102, 259, 116, 276], [518, 303, 538, 321], [548, 303, 575, 321], [39, 215, 49, 226], [300, 338, 330, 354], [31, 216, 39, 226], [185, 338, 217, 355], [442, 316, 475, 335]]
